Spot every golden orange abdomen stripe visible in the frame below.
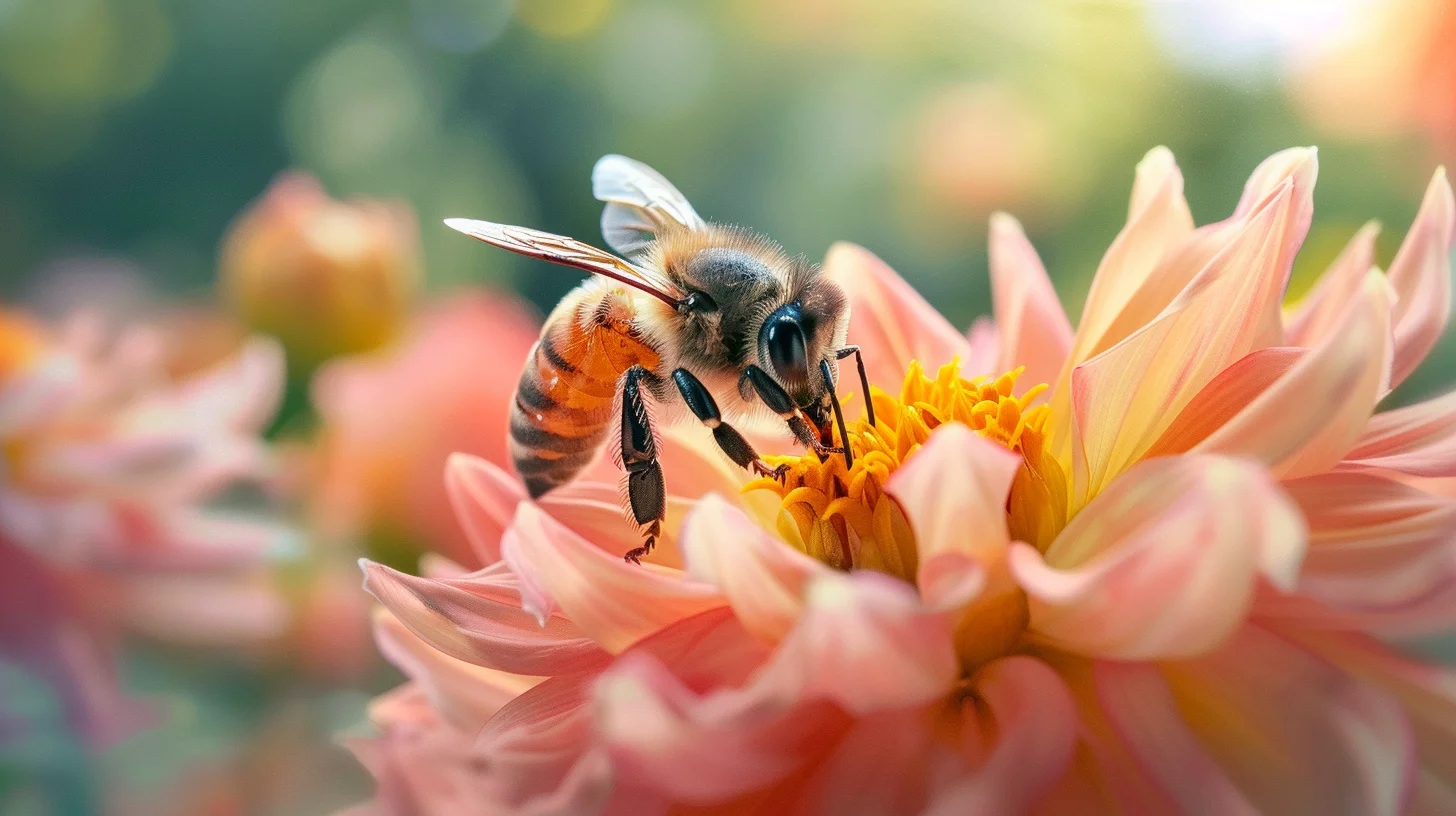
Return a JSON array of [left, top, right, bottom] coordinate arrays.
[[510, 285, 661, 497]]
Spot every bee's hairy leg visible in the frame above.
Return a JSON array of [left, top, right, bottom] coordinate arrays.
[[620, 365, 665, 564], [835, 345, 876, 427], [672, 367, 784, 480], [741, 365, 847, 464]]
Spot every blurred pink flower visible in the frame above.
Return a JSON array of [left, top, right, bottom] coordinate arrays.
[[354, 148, 1456, 813], [310, 291, 540, 569], [0, 309, 289, 745]]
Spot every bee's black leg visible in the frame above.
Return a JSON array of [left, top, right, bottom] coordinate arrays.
[[835, 345, 876, 427], [620, 366, 665, 564], [672, 368, 788, 482], [820, 359, 854, 469], [741, 365, 847, 464]]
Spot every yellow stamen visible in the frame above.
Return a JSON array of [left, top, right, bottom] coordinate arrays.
[[747, 359, 1068, 576], [745, 359, 1070, 672]]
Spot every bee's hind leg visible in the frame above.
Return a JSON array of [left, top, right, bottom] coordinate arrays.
[[672, 368, 788, 483], [620, 366, 665, 564]]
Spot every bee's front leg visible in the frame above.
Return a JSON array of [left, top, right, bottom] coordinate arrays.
[[672, 368, 787, 483], [620, 366, 664, 564], [835, 345, 876, 427], [741, 365, 852, 469]]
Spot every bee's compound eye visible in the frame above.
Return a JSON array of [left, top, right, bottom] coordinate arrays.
[[765, 315, 809, 388]]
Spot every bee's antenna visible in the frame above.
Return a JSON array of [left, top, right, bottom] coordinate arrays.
[[821, 360, 854, 470]]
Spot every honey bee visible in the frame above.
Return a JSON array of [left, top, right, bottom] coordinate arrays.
[[446, 155, 873, 562]]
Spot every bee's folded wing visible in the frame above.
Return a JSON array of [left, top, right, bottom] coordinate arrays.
[[444, 218, 686, 307]]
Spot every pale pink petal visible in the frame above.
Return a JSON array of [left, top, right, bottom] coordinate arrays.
[[1388, 168, 1455, 388], [1010, 455, 1306, 660], [754, 570, 959, 713], [795, 709, 937, 814], [679, 494, 824, 642], [1290, 629, 1456, 794], [477, 672, 599, 811], [885, 423, 1022, 610], [964, 317, 999, 379], [1286, 221, 1381, 347], [591, 608, 788, 804], [445, 453, 526, 565], [1163, 626, 1414, 815], [1092, 661, 1258, 815], [360, 560, 611, 675], [112, 573, 287, 645], [822, 242, 971, 393], [1192, 270, 1392, 479], [1067, 179, 1299, 502], [500, 502, 724, 653], [1283, 472, 1456, 635], [372, 609, 538, 732], [1345, 389, 1456, 477], [158, 335, 285, 432], [1234, 147, 1320, 296], [924, 656, 1078, 815], [1143, 346, 1305, 458], [1067, 146, 1195, 366], [988, 213, 1073, 392], [596, 652, 848, 804]]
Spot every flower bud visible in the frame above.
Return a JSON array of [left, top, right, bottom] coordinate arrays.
[[219, 173, 420, 367]]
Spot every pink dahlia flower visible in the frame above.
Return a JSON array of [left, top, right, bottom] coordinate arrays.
[[0, 310, 288, 745], [356, 147, 1456, 814]]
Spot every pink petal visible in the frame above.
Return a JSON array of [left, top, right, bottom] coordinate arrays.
[[1289, 629, 1456, 793], [1067, 178, 1301, 502], [885, 423, 1022, 611], [822, 242, 971, 395], [1286, 221, 1381, 347], [1192, 270, 1392, 479], [500, 502, 725, 653], [964, 317, 999, 379], [924, 656, 1078, 815], [1283, 472, 1456, 635], [795, 709, 938, 814], [988, 213, 1073, 392], [679, 494, 824, 642], [593, 608, 796, 804], [596, 651, 848, 804], [1067, 146, 1195, 366], [373, 609, 539, 732], [1010, 455, 1306, 660], [1092, 661, 1258, 815], [1162, 625, 1414, 815], [1388, 168, 1455, 388], [112, 573, 288, 645], [360, 559, 611, 675], [1346, 389, 1456, 478], [1143, 346, 1305, 458], [755, 570, 959, 714], [1234, 147, 1320, 299], [477, 672, 600, 810], [166, 335, 285, 432], [445, 453, 526, 565]]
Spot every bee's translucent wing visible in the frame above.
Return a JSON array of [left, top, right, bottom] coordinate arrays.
[[592, 154, 707, 260], [444, 219, 685, 307]]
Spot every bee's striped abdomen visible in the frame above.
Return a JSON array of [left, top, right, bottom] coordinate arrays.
[[510, 284, 661, 497]]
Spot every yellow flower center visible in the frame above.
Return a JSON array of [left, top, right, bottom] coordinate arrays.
[[745, 359, 1070, 670]]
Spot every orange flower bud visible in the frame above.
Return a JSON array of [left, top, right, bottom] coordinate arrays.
[[219, 173, 420, 367]]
